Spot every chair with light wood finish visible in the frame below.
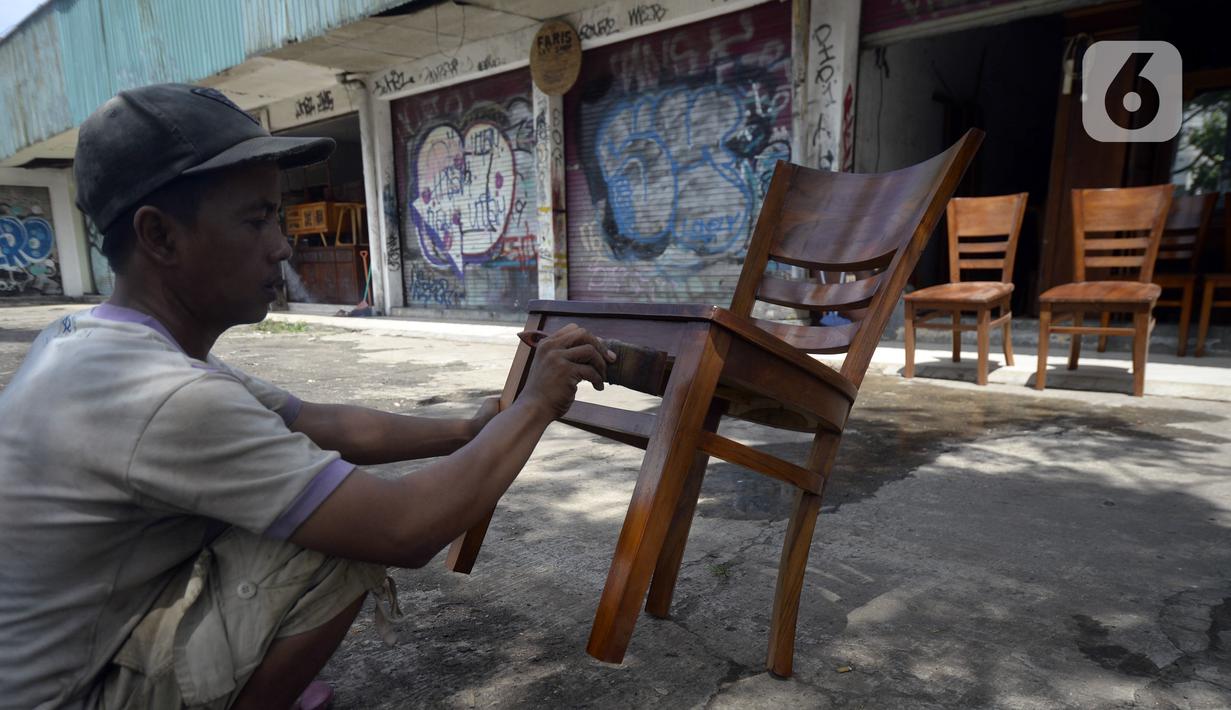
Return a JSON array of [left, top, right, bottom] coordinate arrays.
[[444, 130, 984, 677], [1035, 185, 1173, 397], [1197, 193, 1231, 357], [904, 193, 1028, 385]]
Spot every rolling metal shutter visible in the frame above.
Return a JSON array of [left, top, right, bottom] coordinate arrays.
[[391, 69, 538, 312], [564, 1, 792, 304]]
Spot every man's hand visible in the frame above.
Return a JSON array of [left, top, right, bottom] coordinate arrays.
[[467, 396, 501, 438], [517, 324, 616, 420]]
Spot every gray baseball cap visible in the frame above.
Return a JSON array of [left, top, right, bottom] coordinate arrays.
[[75, 83, 335, 232]]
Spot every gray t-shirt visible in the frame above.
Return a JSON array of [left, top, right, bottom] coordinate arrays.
[[0, 305, 355, 709]]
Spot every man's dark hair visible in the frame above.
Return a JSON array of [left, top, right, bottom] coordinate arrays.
[[100, 172, 220, 274]]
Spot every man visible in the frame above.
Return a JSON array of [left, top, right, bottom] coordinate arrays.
[[0, 83, 613, 709]]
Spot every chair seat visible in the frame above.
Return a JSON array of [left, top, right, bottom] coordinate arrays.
[[905, 281, 1013, 304], [1039, 281, 1161, 306]]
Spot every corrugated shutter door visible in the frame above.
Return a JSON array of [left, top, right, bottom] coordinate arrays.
[[564, 1, 792, 304], [391, 69, 538, 312]]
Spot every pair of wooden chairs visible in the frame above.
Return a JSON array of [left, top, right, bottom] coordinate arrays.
[[443, 130, 985, 677], [905, 186, 1214, 396]]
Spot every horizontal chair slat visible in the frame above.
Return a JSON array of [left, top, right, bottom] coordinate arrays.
[[756, 272, 885, 310], [958, 258, 1005, 269], [751, 318, 858, 353], [560, 401, 654, 449], [1084, 237, 1151, 251], [1049, 325, 1135, 336], [1085, 255, 1146, 268], [696, 431, 822, 493], [957, 241, 1009, 254]]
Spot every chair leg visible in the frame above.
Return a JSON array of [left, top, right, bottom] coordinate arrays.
[[951, 313, 961, 362], [1098, 313, 1111, 352], [1002, 302, 1015, 367], [1068, 311, 1083, 370], [904, 302, 916, 378], [1035, 307, 1051, 391], [587, 327, 728, 664], [766, 488, 822, 678], [445, 313, 543, 573], [1132, 311, 1149, 397], [645, 402, 726, 619], [1196, 280, 1215, 357], [1177, 282, 1194, 357], [976, 308, 990, 385]]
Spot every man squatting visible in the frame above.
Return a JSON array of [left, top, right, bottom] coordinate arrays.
[[0, 83, 615, 709]]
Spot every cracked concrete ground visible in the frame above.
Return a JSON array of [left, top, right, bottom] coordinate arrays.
[[2, 304, 1229, 709]]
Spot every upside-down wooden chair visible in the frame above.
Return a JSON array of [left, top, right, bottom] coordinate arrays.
[[446, 130, 983, 677], [1035, 185, 1173, 397], [1197, 194, 1231, 357], [903, 193, 1028, 385], [1098, 193, 1216, 356]]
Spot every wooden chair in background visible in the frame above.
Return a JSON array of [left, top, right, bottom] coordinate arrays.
[[1197, 194, 1231, 356], [1035, 185, 1173, 396], [903, 193, 1028, 385], [445, 130, 984, 677], [1125, 193, 1216, 356]]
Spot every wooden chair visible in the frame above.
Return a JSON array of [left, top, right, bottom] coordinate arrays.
[[903, 193, 1028, 385], [1130, 193, 1217, 356], [1035, 185, 1173, 397], [444, 130, 984, 677], [1197, 193, 1231, 357]]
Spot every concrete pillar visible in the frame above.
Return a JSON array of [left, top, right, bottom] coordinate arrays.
[[356, 83, 390, 314], [0, 166, 88, 296], [367, 96, 404, 312], [532, 85, 568, 300], [796, 0, 862, 172]]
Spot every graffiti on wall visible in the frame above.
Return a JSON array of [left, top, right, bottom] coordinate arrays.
[[392, 73, 538, 310], [566, 3, 792, 303], [0, 186, 61, 296]]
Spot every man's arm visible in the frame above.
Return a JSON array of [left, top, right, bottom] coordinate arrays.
[[288, 324, 614, 568], [289, 399, 499, 465]]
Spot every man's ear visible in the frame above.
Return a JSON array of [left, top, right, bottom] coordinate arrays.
[[131, 206, 182, 266]]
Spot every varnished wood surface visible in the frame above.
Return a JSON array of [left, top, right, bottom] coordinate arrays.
[[906, 281, 1014, 304], [1039, 280, 1162, 305]]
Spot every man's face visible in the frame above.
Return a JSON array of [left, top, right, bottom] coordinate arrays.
[[173, 162, 290, 328]]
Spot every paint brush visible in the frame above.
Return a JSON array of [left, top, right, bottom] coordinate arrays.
[[517, 329, 668, 396]]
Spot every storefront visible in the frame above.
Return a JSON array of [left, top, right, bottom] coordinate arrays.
[[564, 1, 792, 305], [391, 69, 538, 312]]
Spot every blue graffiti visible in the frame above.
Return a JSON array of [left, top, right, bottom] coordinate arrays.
[[0, 216, 54, 268], [590, 80, 789, 261]]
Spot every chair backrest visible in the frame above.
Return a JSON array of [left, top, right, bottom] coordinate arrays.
[[945, 193, 1028, 284], [1158, 192, 1218, 272], [730, 129, 984, 388], [1070, 185, 1173, 283]]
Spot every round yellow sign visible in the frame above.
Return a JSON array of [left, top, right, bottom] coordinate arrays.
[[530, 20, 582, 96]]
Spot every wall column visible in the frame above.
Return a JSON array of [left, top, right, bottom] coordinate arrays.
[[533, 85, 568, 300], [368, 96, 404, 312], [797, 0, 862, 172], [356, 83, 391, 314]]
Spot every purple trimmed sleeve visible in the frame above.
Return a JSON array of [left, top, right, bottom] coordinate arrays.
[[279, 395, 304, 427], [264, 459, 356, 539]]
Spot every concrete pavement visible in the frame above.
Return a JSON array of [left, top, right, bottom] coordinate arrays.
[[1, 302, 1229, 708]]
